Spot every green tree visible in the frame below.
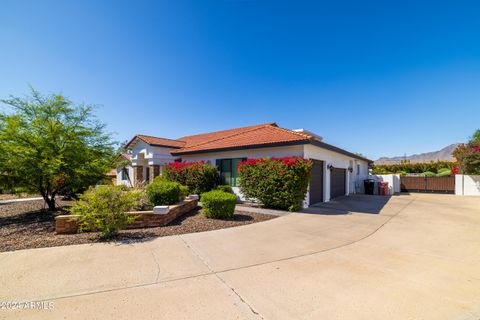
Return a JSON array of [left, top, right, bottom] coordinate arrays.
[[0, 88, 116, 210]]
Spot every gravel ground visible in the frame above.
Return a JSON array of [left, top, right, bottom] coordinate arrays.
[[0, 200, 277, 252]]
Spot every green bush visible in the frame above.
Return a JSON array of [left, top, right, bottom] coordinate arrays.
[[371, 161, 455, 175], [423, 171, 436, 177], [453, 130, 480, 175], [70, 185, 142, 239], [201, 190, 237, 219], [238, 157, 312, 212], [146, 179, 181, 206], [179, 185, 189, 199], [163, 162, 218, 194], [215, 185, 234, 194], [436, 171, 451, 177]]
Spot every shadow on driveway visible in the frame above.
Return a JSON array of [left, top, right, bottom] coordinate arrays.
[[302, 195, 392, 215]]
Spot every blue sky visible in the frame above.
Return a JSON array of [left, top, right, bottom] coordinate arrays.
[[1, 0, 479, 159]]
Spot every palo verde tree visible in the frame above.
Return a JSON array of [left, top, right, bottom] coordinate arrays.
[[0, 88, 116, 210]]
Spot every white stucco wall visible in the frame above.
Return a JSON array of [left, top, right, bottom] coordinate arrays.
[[455, 175, 480, 196], [303, 144, 369, 204], [368, 174, 401, 195], [130, 141, 177, 166], [116, 165, 133, 187]]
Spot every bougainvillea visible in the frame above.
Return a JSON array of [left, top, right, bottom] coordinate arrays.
[[238, 157, 312, 212], [163, 161, 217, 195], [452, 130, 480, 175]]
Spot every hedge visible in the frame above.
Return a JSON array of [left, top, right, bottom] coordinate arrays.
[[371, 161, 455, 175], [238, 157, 312, 212], [215, 185, 234, 194], [163, 161, 217, 194], [201, 190, 237, 219], [145, 178, 181, 206]]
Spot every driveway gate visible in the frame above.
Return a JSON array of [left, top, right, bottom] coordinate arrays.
[[400, 176, 455, 194]]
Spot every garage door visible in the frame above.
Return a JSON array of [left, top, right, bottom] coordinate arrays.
[[309, 160, 323, 205], [330, 168, 346, 199]]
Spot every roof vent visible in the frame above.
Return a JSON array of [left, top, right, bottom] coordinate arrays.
[[293, 129, 323, 141]]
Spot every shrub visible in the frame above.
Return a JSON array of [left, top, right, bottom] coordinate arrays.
[[215, 185, 234, 194], [146, 179, 181, 206], [201, 190, 237, 219], [371, 161, 455, 175], [452, 130, 480, 175], [423, 171, 436, 177], [70, 185, 142, 239], [163, 162, 217, 194], [238, 157, 312, 212], [179, 185, 189, 199], [436, 170, 451, 177]]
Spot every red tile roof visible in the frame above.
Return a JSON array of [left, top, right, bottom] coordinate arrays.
[[125, 134, 185, 148], [177, 123, 278, 148], [172, 124, 311, 155], [118, 152, 132, 162], [124, 123, 371, 162], [126, 123, 312, 155]]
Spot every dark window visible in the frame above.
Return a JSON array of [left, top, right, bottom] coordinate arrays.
[[357, 164, 360, 175], [216, 158, 246, 186], [145, 167, 150, 182], [121, 168, 128, 181]]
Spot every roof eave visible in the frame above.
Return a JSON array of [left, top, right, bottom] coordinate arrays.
[[309, 140, 373, 163], [125, 135, 184, 149], [149, 143, 183, 149]]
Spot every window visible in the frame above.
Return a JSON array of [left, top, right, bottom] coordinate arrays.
[[145, 167, 150, 182], [216, 158, 246, 186], [121, 168, 129, 181], [357, 164, 360, 175]]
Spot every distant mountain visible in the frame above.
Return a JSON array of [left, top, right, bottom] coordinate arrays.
[[375, 144, 460, 164]]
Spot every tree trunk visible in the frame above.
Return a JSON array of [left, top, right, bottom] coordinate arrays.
[[43, 195, 56, 211]]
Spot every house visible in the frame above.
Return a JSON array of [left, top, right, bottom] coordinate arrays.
[[115, 153, 134, 187], [116, 122, 372, 207]]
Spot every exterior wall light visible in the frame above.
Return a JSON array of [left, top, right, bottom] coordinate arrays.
[[327, 164, 334, 171], [348, 167, 353, 173]]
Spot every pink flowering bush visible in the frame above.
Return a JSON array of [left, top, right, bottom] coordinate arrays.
[[452, 130, 480, 175], [238, 157, 312, 211], [163, 161, 217, 195]]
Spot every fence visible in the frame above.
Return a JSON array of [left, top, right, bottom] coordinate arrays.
[[400, 176, 455, 194]]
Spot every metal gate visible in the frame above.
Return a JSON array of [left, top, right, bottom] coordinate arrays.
[[400, 176, 455, 194]]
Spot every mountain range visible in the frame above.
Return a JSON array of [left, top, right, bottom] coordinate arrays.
[[375, 143, 460, 164]]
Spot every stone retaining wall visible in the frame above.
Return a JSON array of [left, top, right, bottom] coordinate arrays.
[[55, 198, 198, 234]]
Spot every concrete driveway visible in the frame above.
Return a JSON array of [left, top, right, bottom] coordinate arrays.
[[1, 194, 480, 319]]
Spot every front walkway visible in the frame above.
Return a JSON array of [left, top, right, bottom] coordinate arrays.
[[1, 194, 479, 319]]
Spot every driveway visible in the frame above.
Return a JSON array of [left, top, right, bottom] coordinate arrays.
[[1, 194, 479, 319]]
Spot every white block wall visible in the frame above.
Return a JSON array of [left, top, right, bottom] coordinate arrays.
[[368, 174, 401, 195], [455, 175, 480, 196]]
